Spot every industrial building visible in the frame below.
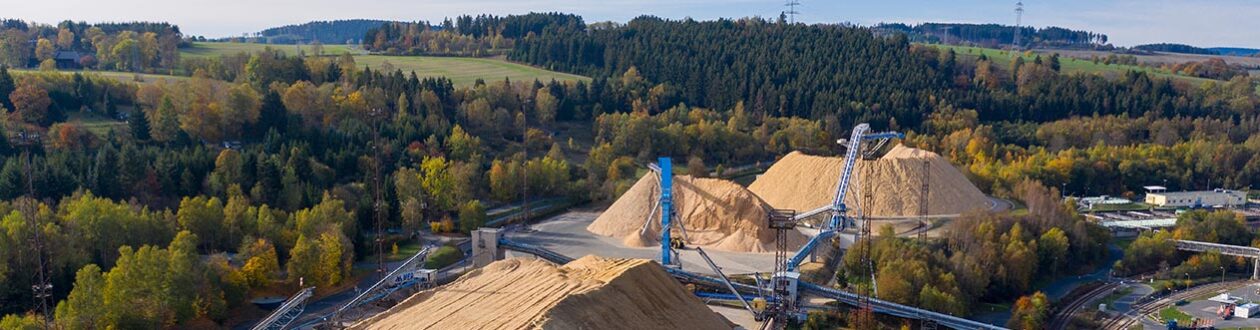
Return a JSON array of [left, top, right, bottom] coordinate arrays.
[[1143, 186, 1247, 208]]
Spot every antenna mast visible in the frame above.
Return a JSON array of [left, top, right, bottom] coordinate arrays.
[[784, 0, 801, 24], [15, 126, 53, 324], [1013, 2, 1025, 50]]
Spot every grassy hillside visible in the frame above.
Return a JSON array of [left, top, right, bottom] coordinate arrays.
[[180, 42, 588, 86], [354, 55, 589, 86], [12, 68, 189, 84], [934, 44, 1218, 85], [180, 42, 359, 58]]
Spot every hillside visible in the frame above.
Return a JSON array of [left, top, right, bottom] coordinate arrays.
[[940, 45, 1218, 85], [1133, 43, 1218, 55], [1210, 47, 1260, 57], [244, 19, 398, 44], [180, 42, 588, 86], [874, 22, 1106, 49]]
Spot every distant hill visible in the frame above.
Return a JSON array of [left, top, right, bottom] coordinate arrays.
[[873, 22, 1106, 49], [1133, 43, 1218, 55], [229, 19, 400, 44], [1209, 47, 1260, 57]]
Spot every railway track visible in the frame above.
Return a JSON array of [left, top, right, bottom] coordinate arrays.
[[1101, 280, 1249, 330], [1048, 281, 1119, 329]]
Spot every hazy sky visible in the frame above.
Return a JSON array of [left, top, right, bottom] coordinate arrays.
[[2, 0, 1258, 48]]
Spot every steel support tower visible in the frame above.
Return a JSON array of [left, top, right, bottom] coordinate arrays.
[[768, 208, 798, 323], [658, 157, 675, 266]]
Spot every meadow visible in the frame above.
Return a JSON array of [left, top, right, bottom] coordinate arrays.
[[181, 42, 588, 86], [933, 44, 1218, 85]]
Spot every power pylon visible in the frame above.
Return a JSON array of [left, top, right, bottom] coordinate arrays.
[[784, 0, 801, 24]]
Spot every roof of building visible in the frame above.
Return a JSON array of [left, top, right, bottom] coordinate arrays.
[[1147, 189, 1244, 199], [1143, 185, 1167, 191], [54, 51, 81, 61], [1099, 218, 1178, 229]]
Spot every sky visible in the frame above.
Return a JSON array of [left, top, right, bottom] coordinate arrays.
[[2, 0, 1258, 48]]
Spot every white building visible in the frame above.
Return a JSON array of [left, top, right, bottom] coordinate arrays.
[[1238, 303, 1260, 318], [1143, 186, 1246, 208]]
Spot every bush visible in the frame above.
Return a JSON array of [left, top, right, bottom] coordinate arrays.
[[424, 245, 464, 269]]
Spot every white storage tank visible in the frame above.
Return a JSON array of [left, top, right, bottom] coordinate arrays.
[[1235, 303, 1259, 318]]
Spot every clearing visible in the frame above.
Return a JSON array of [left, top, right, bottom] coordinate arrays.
[[181, 42, 589, 86], [180, 41, 359, 58], [354, 55, 589, 86], [934, 44, 1219, 85], [11, 68, 188, 85]]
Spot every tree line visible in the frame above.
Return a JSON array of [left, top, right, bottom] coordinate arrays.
[[875, 22, 1107, 48], [362, 13, 583, 57], [0, 20, 181, 72]]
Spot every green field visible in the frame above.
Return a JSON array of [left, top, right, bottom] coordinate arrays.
[[355, 55, 589, 86], [1158, 306, 1193, 323], [181, 42, 588, 86], [180, 41, 359, 58], [64, 112, 128, 138], [12, 68, 188, 84], [933, 44, 1218, 85]]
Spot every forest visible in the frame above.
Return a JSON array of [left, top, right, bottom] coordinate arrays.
[[230, 19, 399, 45], [0, 12, 1257, 329], [0, 20, 182, 72], [1133, 43, 1220, 55], [361, 13, 584, 57], [873, 22, 1107, 48]]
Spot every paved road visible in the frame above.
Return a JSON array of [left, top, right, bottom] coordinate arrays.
[[1179, 282, 1260, 328]]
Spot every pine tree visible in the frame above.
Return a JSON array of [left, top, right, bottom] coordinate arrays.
[[129, 108, 151, 141]]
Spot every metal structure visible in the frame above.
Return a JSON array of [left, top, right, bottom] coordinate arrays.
[[1174, 240, 1260, 279], [787, 124, 901, 272], [442, 124, 1009, 330], [333, 246, 433, 322], [479, 227, 1007, 330], [658, 157, 676, 266], [1013, 2, 1025, 49], [499, 238, 574, 265], [853, 164, 878, 326], [695, 247, 757, 318], [766, 209, 799, 325], [783, 0, 801, 24], [252, 287, 314, 330], [13, 125, 53, 325]]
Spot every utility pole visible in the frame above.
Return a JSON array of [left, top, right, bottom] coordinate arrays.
[[371, 108, 386, 275], [784, 0, 801, 24]]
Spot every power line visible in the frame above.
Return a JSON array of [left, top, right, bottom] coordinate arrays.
[[784, 0, 801, 24]]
